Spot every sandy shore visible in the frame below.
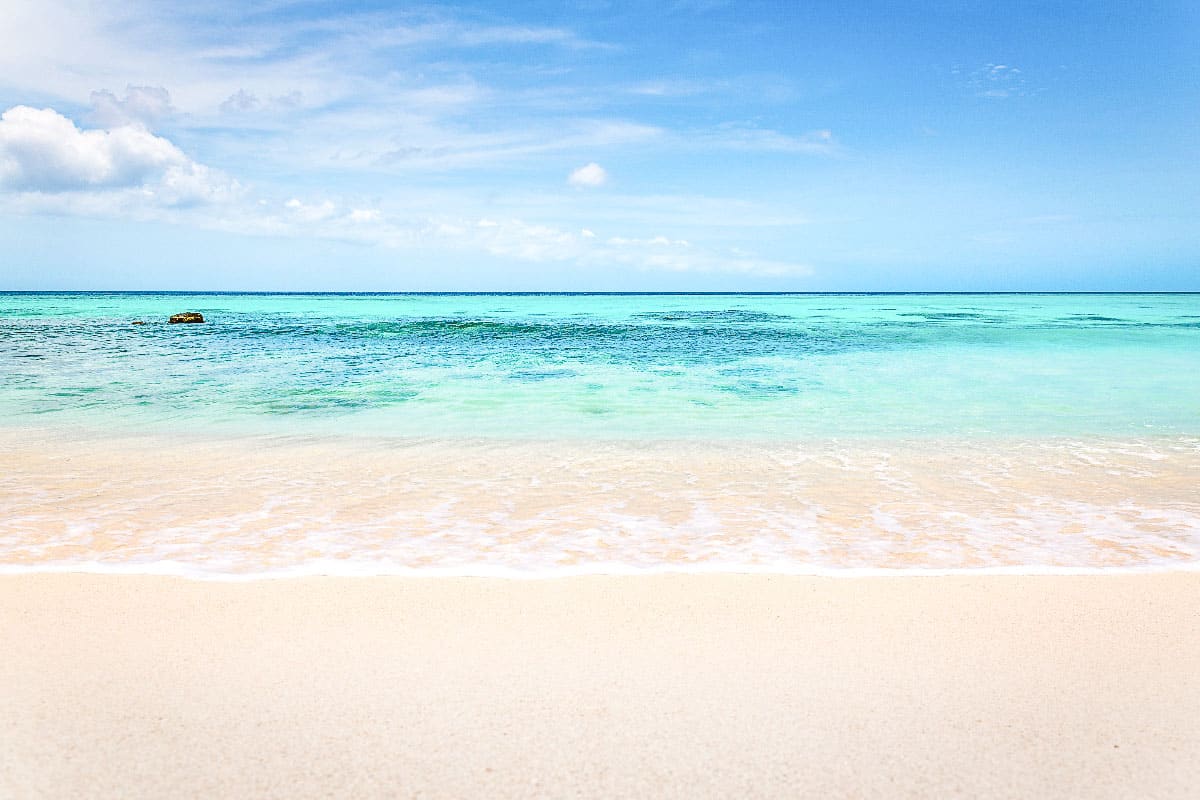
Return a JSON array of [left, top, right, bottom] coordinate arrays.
[[2, 574, 1198, 798], [6, 429, 1200, 573]]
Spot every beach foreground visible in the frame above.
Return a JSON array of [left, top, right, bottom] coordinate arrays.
[[2, 574, 1198, 798]]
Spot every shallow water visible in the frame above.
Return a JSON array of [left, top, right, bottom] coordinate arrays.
[[2, 292, 1199, 577], [3, 292, 1199, 439]]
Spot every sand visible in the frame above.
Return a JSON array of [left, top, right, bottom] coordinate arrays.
[[2, 573, 1198, 798], [6, 430, 1200, 573]]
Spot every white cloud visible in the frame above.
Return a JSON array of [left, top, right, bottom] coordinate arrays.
[[450, 216, 806, 275], [568, 162, 608, 187], [454, 24, 595, 47], [152, 162, 240, 207], [0, 2, 834, 284], [89, 85, 174, 127], [0, 105, 191, 192], [0, 105, 238, 208], [607, 235, 688, 247], [0, 1, 814, 187], [3, 179, 809, 278], [219, 89, 305, 114], [0, 2, 606, 113], [284, 197, 337, 222], [702, 124, 838, 155], [372, 122, 658, 173], [220, 89, 263, 114], [348, 208, 381, 223], [628, 79, 709, 97], [292, 17, 605, 53]]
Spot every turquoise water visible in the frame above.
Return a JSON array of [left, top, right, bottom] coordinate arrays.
[[2, 292, 1199, 439], [3, 292, 1200, 577]]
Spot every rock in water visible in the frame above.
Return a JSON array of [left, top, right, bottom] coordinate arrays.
[[168, 312, 205, 324], [131, 320, 147, 325]]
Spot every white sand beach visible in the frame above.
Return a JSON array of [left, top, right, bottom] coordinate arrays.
[[3, 573, 1198, 798]]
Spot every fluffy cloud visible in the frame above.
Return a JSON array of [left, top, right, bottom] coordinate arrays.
[[0, 106, 187, 191], [568, 162, 608, 187], [0, 106, 238, 207], [153, 162, 241, 207]]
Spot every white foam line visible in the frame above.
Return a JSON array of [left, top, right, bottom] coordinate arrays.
[[1, 560, 1199, 582]]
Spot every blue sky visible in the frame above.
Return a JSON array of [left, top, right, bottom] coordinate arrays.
[[0, 0, 1196, 290]]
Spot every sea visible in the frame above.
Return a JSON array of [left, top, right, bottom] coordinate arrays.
[[2, 291, 1198, 578]]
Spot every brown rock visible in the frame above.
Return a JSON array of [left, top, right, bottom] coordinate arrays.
[[131, 320, 147, 325], [168, 312, 205, 324]]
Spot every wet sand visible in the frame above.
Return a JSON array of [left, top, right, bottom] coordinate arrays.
[[4, 428, 1200, 573], [2, 573, 1198, 798]]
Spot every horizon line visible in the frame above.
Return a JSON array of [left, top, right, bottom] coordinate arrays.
[[3, 290, 1199, 296]]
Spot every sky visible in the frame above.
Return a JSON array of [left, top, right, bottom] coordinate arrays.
[[0, 0, 1197, 291]]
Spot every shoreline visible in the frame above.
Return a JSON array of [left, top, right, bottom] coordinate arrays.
[[5, 562, 1200, 581], [5, 429, 1199, 575], [4, 572, 1199, 798]]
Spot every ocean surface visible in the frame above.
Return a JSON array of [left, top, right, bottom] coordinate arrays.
[[2, 292, 1199, 577]]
